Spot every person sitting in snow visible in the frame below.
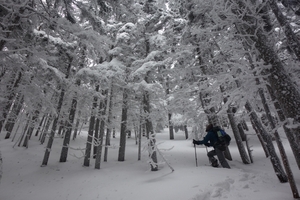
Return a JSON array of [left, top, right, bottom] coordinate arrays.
[[193, 124, 230, 169]]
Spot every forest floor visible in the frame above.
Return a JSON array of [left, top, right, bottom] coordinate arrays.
[[0, 124, 299, 200]]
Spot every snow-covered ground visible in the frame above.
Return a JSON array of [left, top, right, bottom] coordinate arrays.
[[0, 126, 299, 200]]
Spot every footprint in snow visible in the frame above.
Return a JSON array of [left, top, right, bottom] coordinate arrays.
[[191, 178, 234, 200], [211, 179, 232, 198]]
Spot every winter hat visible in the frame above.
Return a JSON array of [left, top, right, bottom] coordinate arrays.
[[205, 124, 213, 132]]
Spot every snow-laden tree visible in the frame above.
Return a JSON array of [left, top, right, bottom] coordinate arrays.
[[1, 2, 300, 196]]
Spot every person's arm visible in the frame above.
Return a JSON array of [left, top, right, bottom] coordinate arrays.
[[193, 132, 212, 145]]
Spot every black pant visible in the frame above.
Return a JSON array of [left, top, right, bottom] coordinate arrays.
[[207, 148, 230, 168]]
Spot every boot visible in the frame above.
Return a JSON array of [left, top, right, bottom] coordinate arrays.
[[211, 158, 219, 168]]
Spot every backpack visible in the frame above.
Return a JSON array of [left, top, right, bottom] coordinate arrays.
[[214, 128, 231, 151]]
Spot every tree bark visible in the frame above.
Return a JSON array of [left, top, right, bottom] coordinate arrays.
[[0, 71, 22, 132], [245, 102, 288, 183], [22, 107, 40, 147], [168, 113, 174, 140], [258, 86, 298, 194], [268, 0, 300, 60], [59, 79, 80, 162], [118, 88, 129, 162], [0, 151, 2, 183], [40, 116, 52, 145], [166, 78, 174, 140], [227, 108, 251, 164], [266, 85, 300, 169], [184, 125, 188, 139], [93, 110, 101, 159], [72, 110, 81, 140], [35, 115, 46, 137], [41, 53, 73, 166], [143, 90, 158, 171], [250, 117, 269, 158], [237, 123, 247, 141], [95, 90, 108, 169], [4, 94, 24, 139], [83, 85, 99, 167], [104, 84, 114, 162], [41, 88, 65, 166]]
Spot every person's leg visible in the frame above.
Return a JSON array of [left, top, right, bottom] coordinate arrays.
[[207, 150, 218, 167], [215, 148, 230, 168]]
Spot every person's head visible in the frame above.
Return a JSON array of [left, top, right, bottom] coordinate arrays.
[[205, 124, 213, 132]]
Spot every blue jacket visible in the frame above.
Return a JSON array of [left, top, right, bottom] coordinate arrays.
[[196, 130, 218, 147]]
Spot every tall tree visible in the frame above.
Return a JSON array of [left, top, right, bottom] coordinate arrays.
[[59, 79, 81, 162], [83, 85, 99, 167], [42, 53, 73, 166]]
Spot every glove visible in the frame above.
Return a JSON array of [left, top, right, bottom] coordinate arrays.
[[193, 139, 199, 145]]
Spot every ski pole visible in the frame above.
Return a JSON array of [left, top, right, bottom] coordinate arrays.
[[194, 144, 198, 167]]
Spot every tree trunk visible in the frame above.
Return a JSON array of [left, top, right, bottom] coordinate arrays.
[[250, 117, 270, 158], [238, 122, 252, 162], [268, 0, 300, 60], [258, 87, 298, 194], [273, 123, 300, 197], [4, 94, 24, 139], [72, 110, 81, 140], [22, 107, 41, 147], [138, 120, 142, 161], [118, 88, 129, 162], [237, 123, 247, 141], [57, 121, 65, 136], [104, 84, 114, 162], [143, 90, 158, 171], [18, 114, 30, 147], [40, 116, 52, 145], [266, 84, 300, 169], [0, 151, 2, 184], [245, 102, 288, 183], [93, 112, 101, 159], [244, 135, 253, 163], [59, 80, 80, 162], [230, 2, 299, 192], [166, 78, 174, 140], [113, 128, 116, 138], [168, 113, 174, 140], [83, 85, 99, 167], [41, 54, 72, 166], [0, 71, 22, 132], [41, 89, 65, 166], [35, 115, 46, 137], [236, 0, 300, 147], [138, 101, 143, 161], [227, 108, 251, 164], [11, 106, 26, 142], [184, 125, 188, 139], [95, 90, 108, 169], [219, 86, 238, 162]]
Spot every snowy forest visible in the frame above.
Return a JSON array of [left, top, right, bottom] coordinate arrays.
[[1, 0, 300, 199]]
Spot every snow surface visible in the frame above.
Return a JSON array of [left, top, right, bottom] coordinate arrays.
[[0, 125, 299, 200]]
